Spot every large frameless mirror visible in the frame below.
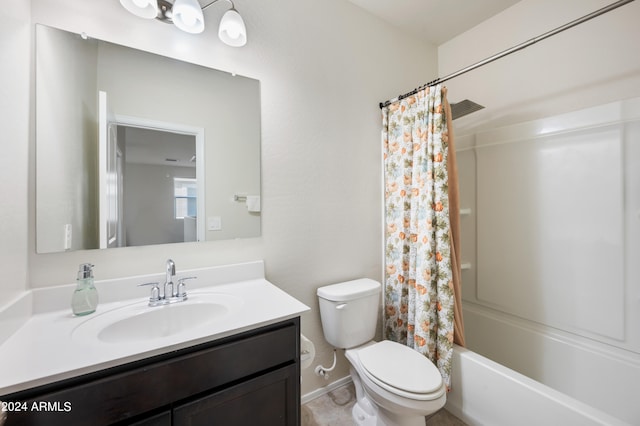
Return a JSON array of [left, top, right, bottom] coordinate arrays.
[[35, 24, 261, 253]]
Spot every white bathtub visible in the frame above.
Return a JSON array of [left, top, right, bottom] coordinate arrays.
[[445, 345, 629, 426]]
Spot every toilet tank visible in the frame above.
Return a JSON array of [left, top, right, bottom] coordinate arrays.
[[317, 279, 381, 349]]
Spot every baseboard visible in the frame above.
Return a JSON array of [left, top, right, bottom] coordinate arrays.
[[301, 375, 353, 404]]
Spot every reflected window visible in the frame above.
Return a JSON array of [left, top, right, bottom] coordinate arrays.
[[174, 178, 197, 219]]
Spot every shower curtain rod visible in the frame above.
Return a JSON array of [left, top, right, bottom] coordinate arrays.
[[379, 0, 636, 109]]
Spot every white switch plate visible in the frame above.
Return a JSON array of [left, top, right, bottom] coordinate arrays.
[[64, 224, 72, 250], [207, 216, 222, 231]]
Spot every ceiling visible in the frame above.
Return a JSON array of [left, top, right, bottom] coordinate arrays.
[[348, 0, 522, 45]]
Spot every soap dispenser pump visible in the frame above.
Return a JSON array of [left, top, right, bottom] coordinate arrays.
[[71, 263, 98, 316]]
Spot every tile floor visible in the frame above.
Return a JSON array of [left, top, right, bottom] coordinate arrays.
[[302, 383, 467, 426]]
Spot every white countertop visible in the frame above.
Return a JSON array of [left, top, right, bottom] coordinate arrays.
[[0, 262, 309, 396]]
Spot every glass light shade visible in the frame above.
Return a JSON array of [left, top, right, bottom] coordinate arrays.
[[218, 8, 247, 47], [172, 0, 205, 34], [119, 0, 158, 19]]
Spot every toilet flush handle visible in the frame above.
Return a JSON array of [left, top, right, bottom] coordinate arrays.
[[335, 303, 347, 310]]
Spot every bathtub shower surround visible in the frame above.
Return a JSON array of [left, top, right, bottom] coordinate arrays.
[[457, 96, 640, 424], [382, 84, 464, 388]]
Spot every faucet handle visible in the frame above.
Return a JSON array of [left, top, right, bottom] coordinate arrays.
[[176, 276, 197, 299], [138, 282, 161, 304]]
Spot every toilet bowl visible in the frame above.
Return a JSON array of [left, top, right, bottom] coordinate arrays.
[[317, 279, 446, 426]]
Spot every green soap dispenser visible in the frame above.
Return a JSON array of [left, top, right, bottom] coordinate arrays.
[[71, 263, 98, 316]]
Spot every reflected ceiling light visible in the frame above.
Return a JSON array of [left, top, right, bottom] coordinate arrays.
[[119, 0, 247, 47]]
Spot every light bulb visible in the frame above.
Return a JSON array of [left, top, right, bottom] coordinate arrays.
[[120, 0, 158, 19], [218, 8, 246, 47], [172, 0, 205, 34]]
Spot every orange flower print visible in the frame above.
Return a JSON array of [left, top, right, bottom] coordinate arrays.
[[420, 320, 430, 332], [387, 181, 398, 192], [434, 201, 444, 212], [402, 260, 410, 271], [407, 324, 415, 333], [422, 235, 428, 244], [437, 301, 443, 311], [387, 223, 397, 234], [398, 274, 405, 284], [435, 252, 443, 262], [435, 104, 443, 114], [406, 96, 416, 105], [404, 218, 411, 228], [412, 188, 420, 196], [413, 142, 422, 151], [389, 103, 399, 113], [397, 318, 403, 327], [434, 152, 443, 163], [386, 264, 396, 275], [404, 175, 411, 185], [416, 284, 427, 295], [403, 132, 412, 142], [400, 303, 408, 314], [400, 189, 406, 197], [385, 305, 396, 317], [415, 335, 426, 347], [422, 269, 431, 281], [410, 234, 418, 243], [390, 142, 400, 152]]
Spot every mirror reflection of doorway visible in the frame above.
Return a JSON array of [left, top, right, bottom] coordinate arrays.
[[118, 125, 199, 246]]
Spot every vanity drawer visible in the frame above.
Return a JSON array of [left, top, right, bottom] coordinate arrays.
[[3, 319, 300, 426]]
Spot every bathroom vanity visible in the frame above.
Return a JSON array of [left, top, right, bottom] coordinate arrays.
[[0, 261, 308, 426], [3, 319, 299, 425]]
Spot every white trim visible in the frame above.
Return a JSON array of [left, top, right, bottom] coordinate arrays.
[[301, 375, 353, 404]]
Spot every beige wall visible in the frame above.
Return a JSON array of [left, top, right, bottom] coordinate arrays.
[[4, 0, 437, 395]]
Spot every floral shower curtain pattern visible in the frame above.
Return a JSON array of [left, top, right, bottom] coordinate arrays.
[[382, 84, 463, 389]]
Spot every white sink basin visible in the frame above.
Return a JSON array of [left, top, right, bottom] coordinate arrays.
[[72, 293, 243, 344]]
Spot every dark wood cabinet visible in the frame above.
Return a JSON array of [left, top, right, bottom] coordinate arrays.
[[1, 318, 301, 426]]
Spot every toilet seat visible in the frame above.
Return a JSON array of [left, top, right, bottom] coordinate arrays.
[[357, 340, 444, 401]]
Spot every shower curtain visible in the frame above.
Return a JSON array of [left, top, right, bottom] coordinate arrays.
[[382, 85, 464, 389]]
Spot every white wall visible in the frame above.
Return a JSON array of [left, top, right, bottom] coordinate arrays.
[[439, 0, 640, 135], [124, 163, 195, 247], [0, 1, 30, 303], [36, 25, 98, 253], [8, 0, 438, 395]]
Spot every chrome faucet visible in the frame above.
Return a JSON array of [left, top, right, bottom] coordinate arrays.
[[139, 259, 197, 307], [165, 258, 176, 299]]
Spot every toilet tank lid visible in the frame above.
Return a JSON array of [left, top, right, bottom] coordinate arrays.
[[317, 278, 381, 302]]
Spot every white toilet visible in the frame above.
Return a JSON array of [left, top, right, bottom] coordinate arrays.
[[317, 279, 446, 426]]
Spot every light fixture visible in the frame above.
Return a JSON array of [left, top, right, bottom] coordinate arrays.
[[218, 6, 246, 47], [172, 0, 205, 34], [119, 0, 159, 19], [119, 0, 247, 46]]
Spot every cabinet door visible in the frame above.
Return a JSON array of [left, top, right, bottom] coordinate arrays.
[[173, 364, 299, 426], [128, 410, 172, 426]]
